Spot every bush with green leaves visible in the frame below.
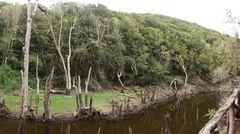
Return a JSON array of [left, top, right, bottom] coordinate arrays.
[[0, 65, 21, 92]]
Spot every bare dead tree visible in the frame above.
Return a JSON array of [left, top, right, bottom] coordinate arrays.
[[35, 55, 39, 114], [131, 60, 138, 75], [175, 55, 188, 87], [41, 5, 78, 95], [1, 4, 22, 65], [117, 70, 124, 87], [45, 11, 67, 94], [89, 12, 105, 46], [85, 67, 92, 107], [44, 68, 54, 121], [169, 78, 177, 96], [66, 16, 77, 95], [77, 75, 83, 107], [22, 0, 38, 118], [72, 77, 79, 109]]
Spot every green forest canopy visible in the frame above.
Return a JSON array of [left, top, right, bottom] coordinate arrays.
[[0, 2, 238, 92]]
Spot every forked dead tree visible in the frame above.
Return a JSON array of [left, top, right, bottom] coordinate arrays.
[[22, 0, 38, 118], [89, 12, 105, 46], [40, 5, 78, 95], [117, 70, 124, 87], [174, 55, 188, 87], [66, 16, 77, 95]]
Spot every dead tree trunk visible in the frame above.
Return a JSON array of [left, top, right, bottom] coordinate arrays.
[[72, 77, 79, 109], [66, 17, 77, 95], [117, 70, 124, 87], [175, 55, 188, 87], [89, 96, 93, 113], [91, 14, 105, 46], [78, 75, 83, 107], [44, 68, 54, 121], [169, 78, 177, 96], [35, 55, 40, 114], [42, 8, 79, 95], [22, 0, 38, 118], [85, 67, 92, 107], [43, 10, 69, 95], [228, 106, 235, 134], [199, 88, 240, 134]]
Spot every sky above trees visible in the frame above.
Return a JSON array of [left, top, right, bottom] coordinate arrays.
[[1, 0, 240, 35]]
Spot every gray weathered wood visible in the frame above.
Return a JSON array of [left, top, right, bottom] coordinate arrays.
[[44, 68, 54, 121], [85, 67, 92, 107], [199, 88, 240, 134], [228, 106, 235, 134], [22, 0, 38, 118]]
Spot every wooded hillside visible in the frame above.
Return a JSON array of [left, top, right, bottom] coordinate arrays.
[[0, 2, 237, 92]]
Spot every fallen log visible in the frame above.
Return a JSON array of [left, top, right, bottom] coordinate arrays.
[[50, 89, 64, 94]]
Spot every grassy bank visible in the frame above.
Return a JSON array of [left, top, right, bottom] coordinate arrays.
[[3, 84, 198, 116], [4, 91, 120, 115]]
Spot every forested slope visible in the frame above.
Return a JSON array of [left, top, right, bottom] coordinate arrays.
[[0, 2, 236, 91]]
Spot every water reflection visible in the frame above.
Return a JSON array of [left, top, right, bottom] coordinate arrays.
[[17, 120, 25, 134], [1, 93, 222, 134], [44, 122, 52, 134]]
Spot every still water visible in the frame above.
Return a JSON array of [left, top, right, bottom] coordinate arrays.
[[0, 93, 221, 134]]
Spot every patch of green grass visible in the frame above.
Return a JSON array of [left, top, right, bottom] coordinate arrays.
[[4, 95, 21, 112], [161, 75, 184, 83], [4, 91, 119, 115]]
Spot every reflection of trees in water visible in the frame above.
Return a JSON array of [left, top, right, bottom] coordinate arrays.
[[45, 122, 71, 134], [17, 119, 25, 134], [64, 124, 71, 134], [13, 93, 221, 134], [97, 127, 101, 134], [44, 122, 52, 134], [179, 108, 187, 134]]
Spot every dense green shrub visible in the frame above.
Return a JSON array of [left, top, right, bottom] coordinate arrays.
[[0, 2, 232, 89], [0, 65, 21, 92]]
